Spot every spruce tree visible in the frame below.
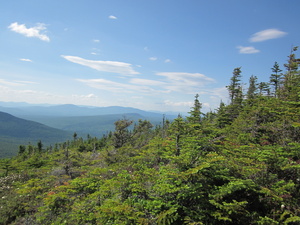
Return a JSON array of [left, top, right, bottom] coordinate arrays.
[[227, 67, 243, 104], [247, 75, 258, 100], [281, 46, 300, 101], [270, 61, 282, 97], [187, 94, 202, 124]]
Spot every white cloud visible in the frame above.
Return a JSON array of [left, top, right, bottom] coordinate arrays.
[[93, 39, 100, 43], [237, 46, 260, 54], [20, 89, 37, 94], [8, 22, 50, 42], [156, 72, 215, 93], [20, 58, 33, 62], [15, 80, 37, 85], [72, 93, 97, 99], [77, 78, 161, 93], [85, 93, 97, 98], [250, 28, 287, 42], [164, 100, 193, 107], [130, 78, 166, 86], [109, 15, 118, 20], [0, 79, 27, 86], [62, 55, 139, 75], [157, 72, 215, 83], [164, 59, 171, 63], [149, 57, 157, 61]]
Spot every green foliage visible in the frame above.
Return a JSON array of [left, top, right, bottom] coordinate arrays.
[[2, 48, 300, 224]]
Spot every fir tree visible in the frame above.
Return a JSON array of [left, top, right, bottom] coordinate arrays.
[[227, 67, 243, 104], [270, 61, 282, 97], [187, 94, 203, 124], [247, 75, 258, 100]]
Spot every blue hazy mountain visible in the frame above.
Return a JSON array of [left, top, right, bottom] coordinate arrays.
[[0, 111, 72, 157]]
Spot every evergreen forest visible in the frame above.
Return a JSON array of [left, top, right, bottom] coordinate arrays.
[[1, 47, 300, 224]]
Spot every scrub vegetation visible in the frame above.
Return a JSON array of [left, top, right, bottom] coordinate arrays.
[[1, 48, 300, 224]]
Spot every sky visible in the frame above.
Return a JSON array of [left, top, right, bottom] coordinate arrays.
[[0, 0, 300, 113]]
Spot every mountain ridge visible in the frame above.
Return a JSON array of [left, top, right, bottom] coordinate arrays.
[[0, 111, 71, 157], [0, 102, 180, 118]]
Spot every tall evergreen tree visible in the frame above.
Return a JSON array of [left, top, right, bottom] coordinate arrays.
[[216, 101, 230, 128], [281, 46, 300, 101], [227, 67, 243, 104], [270, 61, 282, 97], [247, 75, 258, 100], [113, 118, 133, 148], [187, 94, 202, 124], [258, 82, 270, 96]]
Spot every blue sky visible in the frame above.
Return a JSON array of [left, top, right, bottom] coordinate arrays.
[[0, 0, 299, 113]]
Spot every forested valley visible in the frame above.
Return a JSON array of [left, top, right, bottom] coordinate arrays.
[[1, 47, 300, 224]]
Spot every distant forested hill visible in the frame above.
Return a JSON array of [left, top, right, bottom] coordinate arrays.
[[1, 47, 300, 224], [0, 111, 71, 157], [0, 104, 177, 137]]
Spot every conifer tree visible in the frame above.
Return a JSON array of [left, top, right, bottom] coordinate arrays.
[[187, 94, 202, 124], [216, 101, 230, 128], [113, 118, 133, 148], [270, 61, 282, 97], [227, 67, 243, 104], [247, 75, 258, 100], [281, 46, 300, 101], [258, 82, 270, 96], [169, 114, 186, 156]]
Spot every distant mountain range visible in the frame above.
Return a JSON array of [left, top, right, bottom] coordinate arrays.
[[0, 102, 178, 157], [0, 111, 71, 158], [0, 102, 179, 118]]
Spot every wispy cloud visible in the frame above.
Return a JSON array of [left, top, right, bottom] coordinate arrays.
[[156, 72, 215, 93], [93, 39, 100, 43], [72, 93, 97, 99], [77, 78, 161, 93], [164, 100, 193, 107], [237, 46, 260, 54], [250, 28, 287, 42], [109, 15, 118, 20], [62, 55, 139, 75], [130, 78, 166, 86], [158, 72, 214, 85], [149, 57, 157, 61], [0, 79, 27, 86], [164, 59, 171, 63], [77, 70, 215, 95], [8, 22, 50, 42], [20, 58, 33, 62]]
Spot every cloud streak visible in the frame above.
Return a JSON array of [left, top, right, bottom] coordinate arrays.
[[77, 71, 215, 95], [62, 55, 140, 75], [250, 28, 287, 42], [0, 79, 36, 87], [237, 46, 260, 54], [20, 58, 33, 62], [77, 78, 163, 94], [156, 72, 215, 93], [8, 22, 50, 42], [109, 15, 118, 20]]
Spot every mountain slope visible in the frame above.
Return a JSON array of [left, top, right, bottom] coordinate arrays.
[[0, 111, 71, 157], [0, 103, 178, 118], [0, 103, 177, 138], [21, 113, 175, 137]]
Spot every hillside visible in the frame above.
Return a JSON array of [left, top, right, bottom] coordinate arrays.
[[0, 111, 71, 157], [0, 103, 179, 118], [22, 113, 176, 137], [0, 49, 300, 224], [0, 104, 177, 138]]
